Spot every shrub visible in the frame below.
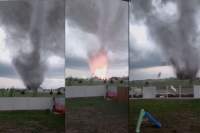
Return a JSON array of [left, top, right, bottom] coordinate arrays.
[[88, 77, 94, 85], [32, 90, 37, 97], [50, 90, 53, 95], [1, 88, 5, 96], [79, 80, 82, 84], [120, 80, 123, 83], [9, 88, 15, 97], [110, 80, 113, 84], [66, 76, 73, 86], [21, 90, 25, 95], [57, 90, 61, 95]]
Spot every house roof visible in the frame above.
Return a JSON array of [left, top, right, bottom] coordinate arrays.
[[110, 77, 119, 79], [58, 87, 65, 90]]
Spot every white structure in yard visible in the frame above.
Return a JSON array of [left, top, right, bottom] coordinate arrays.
[[110, 77, 120, 82], [93, 77, 99, 81], [65, 86, 106, 98], [37, 87, 43, 92], [58, 87, 65, 93]]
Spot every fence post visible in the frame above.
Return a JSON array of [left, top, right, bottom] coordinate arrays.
[[58, 98, 60, 111], [13, 97, 15, 110], [28, 97, 29, 110], [41, 97, 43, 109], [166, 86, 168, 99], [72, 86, 73, 98]]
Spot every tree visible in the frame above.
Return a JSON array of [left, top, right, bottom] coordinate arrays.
[[66, 76, 73, 86], [32, 89, 37, 97], [9, 88, 15, 97], [57, 90, 61, 95], [110, 79, 114, 84], [50, 90, 53, 95], [1, 88, 5, 96], [189, 78, 193, 85], [21, 90, 25, 95], [88, 77, 94, 85], [79, 80, 83, 84]]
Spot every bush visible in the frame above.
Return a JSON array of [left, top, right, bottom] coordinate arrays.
[[120, 80, 123, 83], [21, 91, 25, 95], [66, 76, 73, 86], [57, 90, 61, 95], [50, 90, 53, 95], [79, 80, 82, 84], [103, 80, 106, 83], [32, 90, 37, 97], [146, 82, 149, 85], [1, 88, 5, 95], [88, 77, 94, 85], [110, 80, 113, 84], [9, 88, 15, 97]]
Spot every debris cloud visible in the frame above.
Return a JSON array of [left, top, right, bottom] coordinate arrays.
[[130, 0, 200, 79]]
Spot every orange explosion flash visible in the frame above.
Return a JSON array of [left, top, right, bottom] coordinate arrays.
[[88, 50, 108, 79], [94, 66, 107, 79]]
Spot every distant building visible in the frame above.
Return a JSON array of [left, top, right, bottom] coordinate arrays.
[[110, 77, 120, 81], [37, 87, 43, 92], [93, 77, 99, 81], [58, 87, 65, 93]]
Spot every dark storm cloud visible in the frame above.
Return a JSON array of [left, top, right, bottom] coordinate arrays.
[[66, 0, 128, 72], [129, 56, 161, 69], [0, 62, 17, 79], [45, 66, 64, 79], [65, 56, 90, 70], [65, 0, 128, 45], [65, 56, 128, 70], [130, 0, 200, 79], [0, 0, 64, 89], [0, 62, 63, 79], [129, 34, 161, 70]]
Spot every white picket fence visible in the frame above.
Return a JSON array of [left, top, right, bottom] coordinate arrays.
[[65, 86, 106, 98], [129, 85, 200, 99], [0, 97, 53, 111]]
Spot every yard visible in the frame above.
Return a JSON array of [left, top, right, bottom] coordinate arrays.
[[0, 110, 65, 133], [0, 90, 64, 97], [129, 99, 200, 133], [65, 80, 128, 86], [130, 79, 200, 88], [65, 97, 128, 133]]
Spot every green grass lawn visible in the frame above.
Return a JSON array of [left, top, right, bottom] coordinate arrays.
[[130, 79, 200, 88], [129, 99, 200, 133], [66, 97, 128, 133], [0, 110, 65, 133], [65, 80, 128, 86], [0, 91, 64, 97]]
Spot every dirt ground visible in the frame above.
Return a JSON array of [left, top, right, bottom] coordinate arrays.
[[65, 97, 128, 133]]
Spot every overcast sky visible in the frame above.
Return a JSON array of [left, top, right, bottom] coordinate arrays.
[[129, 0, 200, 80], [0, 0, 64, 89], [65, 0, 128, 79]]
